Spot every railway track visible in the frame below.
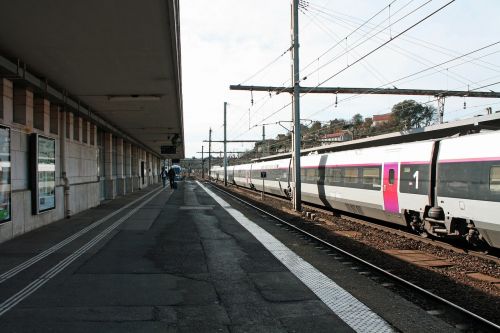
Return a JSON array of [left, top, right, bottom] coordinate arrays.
[[216, 180, 500, 264], [208, 181, 500, 332]]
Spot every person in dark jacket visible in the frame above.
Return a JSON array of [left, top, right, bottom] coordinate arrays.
[[167, 167, 176, 189], [160, 167, 167, 188]]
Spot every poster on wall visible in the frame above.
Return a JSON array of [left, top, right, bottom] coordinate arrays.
[[30, 134, 56, 214], [0, 126, 11, 223]]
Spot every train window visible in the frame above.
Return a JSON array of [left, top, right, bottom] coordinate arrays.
[[400, 164, 429, 195], [389, 169, 395, 185], [344, 168, 358, 184], [306, 168, 316, 183], [490, 166, 500, 192], [332, 168, 342, 183], [363, 167, 380, 186]]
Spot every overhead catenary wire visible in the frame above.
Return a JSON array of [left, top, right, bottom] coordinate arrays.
[[307, 2, 500, 74], [303, 7, 482, 88], [237, 0, 409, 127], [335, 43, 500, 106], [301, 0, 433, 82], [246, 0, 457, 133], [301, 0, 455, 92]]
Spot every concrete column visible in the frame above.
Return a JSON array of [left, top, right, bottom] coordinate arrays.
[[0, 79, 13, 124], [104, 132, 115, 199], [33, 98, 50, 133], [59, 109, 70, 217], [146, 152, 152, 185], [124, 142, 132, 193], [49, 104, 59, 135], [155, 157, 159, 183], [151, 155, 156, 184], [132, 145, 140, 191], [143, 151, 147, 187], [13, 87, 33, 127], [115, 137, 125, 196]]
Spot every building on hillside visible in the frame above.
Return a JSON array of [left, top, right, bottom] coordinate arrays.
[[319, 131, 352, 145], [372, 113, 393, 127]]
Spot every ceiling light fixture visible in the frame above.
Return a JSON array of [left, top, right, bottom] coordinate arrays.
[[107, 95, 162, 102]]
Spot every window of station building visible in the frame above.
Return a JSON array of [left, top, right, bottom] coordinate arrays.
[[73, 117, 80, 141], [490, 166, 500, 192], [90, 125, 95, 146], [82, 120, 88, 144], [344, 168, 359, 184], [49, 107, 59, 135], [363, 167, 380, 186], [65, 113, 71, 139], [0, 126, 11, 223], [30, 134, 56, 214]]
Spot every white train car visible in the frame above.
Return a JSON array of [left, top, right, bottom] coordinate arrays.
[[251, 159, 290, 197], [295, 140, 434, 226], [434, 131, 500, 248], [210, 131, 500, 249], [233, 163, 253, 188]]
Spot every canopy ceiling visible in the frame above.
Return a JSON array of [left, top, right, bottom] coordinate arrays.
[[0, 0, 184, 158]]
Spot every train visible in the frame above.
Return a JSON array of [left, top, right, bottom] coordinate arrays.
[[210, 130, 500, 249]]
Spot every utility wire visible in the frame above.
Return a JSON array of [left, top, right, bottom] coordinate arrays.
[[238, 47, 292, 86], [337, 44, 500, 105], [302, 0, 435, 83], [307, 7, 475, 88]]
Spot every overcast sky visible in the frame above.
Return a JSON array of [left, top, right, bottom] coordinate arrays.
[[180, 0, 500, 158]]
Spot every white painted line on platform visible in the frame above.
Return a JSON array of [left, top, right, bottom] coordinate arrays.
[[0, 187, 164, 284], [0, 187, 165, 317], [198, 181, 393, 333]]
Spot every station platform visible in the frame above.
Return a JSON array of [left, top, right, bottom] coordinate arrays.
[[0, 180, 458, 332]]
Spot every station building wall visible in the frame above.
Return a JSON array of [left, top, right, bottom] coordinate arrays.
[[0, 78, 163, 244]]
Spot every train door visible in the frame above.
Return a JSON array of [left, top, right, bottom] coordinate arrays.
[[383, 162, 399, 213]]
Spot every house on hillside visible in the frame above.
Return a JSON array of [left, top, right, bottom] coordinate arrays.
[[372, 113, 392, 127], [319, 131, 352, 145]]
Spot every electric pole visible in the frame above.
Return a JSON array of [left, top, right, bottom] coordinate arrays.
[[224, 102, 228, 186], [201, 146, 204, 179], [262, 125, 266, 156], [208, 128, 212, 178], [292, 0, 302, 211]]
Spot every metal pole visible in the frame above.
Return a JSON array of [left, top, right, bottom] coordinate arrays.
[[208, 128, 212, 179], [292, 0, 301, 211], [262, 125, 266, 156], [438, 96, 445, 124], [224, 102, 228, 186], [201, 146, 204, 179]]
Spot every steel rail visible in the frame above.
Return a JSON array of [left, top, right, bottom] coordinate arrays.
[[223, 181, 500, 263], [209, 182, 500, 331]]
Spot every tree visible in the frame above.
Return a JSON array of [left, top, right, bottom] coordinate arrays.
[[391, 100, 437, 130], [351, 113, 364, 127]]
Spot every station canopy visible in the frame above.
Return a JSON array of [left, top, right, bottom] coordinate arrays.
[[0, 0, 184, 158]]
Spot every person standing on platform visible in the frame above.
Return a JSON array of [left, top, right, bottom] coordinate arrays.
[[167, 167, 176, 189], [160, 167, 167, 188]]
